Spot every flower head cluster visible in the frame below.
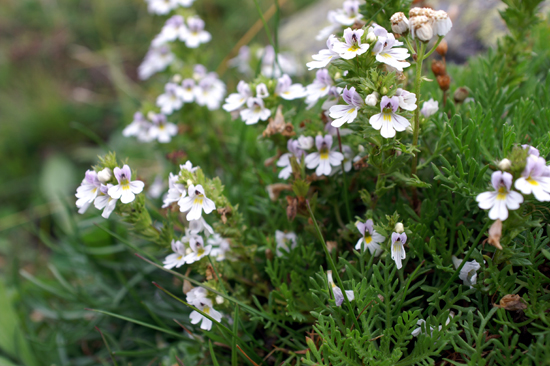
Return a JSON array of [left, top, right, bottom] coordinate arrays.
[[407, 8, 452, 42], [123, 112, 178, 143], [75, 165, 144, 218]]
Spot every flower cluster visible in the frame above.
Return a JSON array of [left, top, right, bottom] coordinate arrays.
[[75, 165, 144, 218], [476, 145, 550, 221], [316, 0, 364, 41], [152, 15, 211, 49], [392, 8, 452, 41]]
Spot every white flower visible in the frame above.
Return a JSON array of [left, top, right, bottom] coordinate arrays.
[[97, 168, 112, 184], [178, 184, 216, 221], [180, 160, 199, 173], [432, 10, 452, 36], [94, 184, 118, 219], [327, 270, 354, 307], [372, 33, 411, 71], [163, 239, 188, 269], [369, 96, 410, 138], [189, 217, 214, 236], [194, 74, 226, 110], [410, 15, 433, 42], [184, 236, 212, 264], [297, 135, 315, 150], [184, 16, 211, 48], [148, 176, 165, 199], [162, 172, 187, 208], [138, 45, 174, 80], [391, 232, 407, 269], [76, 170, 101, 214], [333, 0, 363, 26], [329, 86, 364, 127], [333, 28, 369, 59], [395, 88, 417, 111], [514, 155, 550, 201], [189, 297, 222, 331], [107, 165, 145, 204], [390, 12, 409, 34], [275, 74, 306, 100], [228, 46, 252, 75], [187, 287, 209, 307], [153, 15, 188, 46], [148, 113, 178, 143], [305, 69, 333, 109], [421, 98, 439, 117], [277, 139, 305, 180], [256, 83, 269, 98], [208, 234, 231, 261], [123, 112, 152, 142], [223, 80, 252, 112], [275, 230, 297, 257], [146, 0, 177, 15], [179, 78, 196, 102], [305, 135, 344, 176], [240, 97, 271, 125], [355, 219, 385, 256], [452, 256, 481, 287], [157, 83, 184, 115], [365, 92, 379, 107], [476, 171, 523, 221], [307, 35, 340, 70]]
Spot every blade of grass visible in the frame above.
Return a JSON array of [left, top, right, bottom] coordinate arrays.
[[209, 340, 221, 366], [95, 327, 119, 366], [95, 224, 160, 264], [232, 305, 239, 366]]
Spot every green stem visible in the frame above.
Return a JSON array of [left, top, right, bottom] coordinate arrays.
[[306, 201, 361, 331], [422, 36, 444, 60], [403, 36, 416, 56], [411, 41, 427, 178]]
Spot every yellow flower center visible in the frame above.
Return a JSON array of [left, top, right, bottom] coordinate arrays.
[[365, 236, 373, 244], [194, 196, 204, 205], [320, 147, 329, 160], [203, 306, 211, 314], [347, 45, 360, 52], [527, 177, 538, 186], [496, 186, 507, 200]]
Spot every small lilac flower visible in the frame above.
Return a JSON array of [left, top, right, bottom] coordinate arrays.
[[94, 184, 118, 219], [146, 0, 177, 15], [189, 297, 222, 331], [452, 256, 481, 288], [333, 0, 363, 26], [305, 135, 344, 176], [275, 74, 306, 100], [307, 35, 340, 70], [522, 145, 540, 157], [240, 97, 271, 125], [180, 160, 199, 173], [333, 28, 369, 60], [162, 172, 187, 208], [372, 33, 411, 71], [163, 240, 187, 269], [391, 232, 407, 269], [327, 270, 354, 307], [329, 86, 364, 127], [138, 45, 174, 80], [180, 78, 196, 102], [297, 135, 315, 151], [153, 15, 188, 46], [194, 74, 226, 110], [369, 96, 410, 138], [395, 88, 417, 111], [157, 83, 184, 115], [421, 99, 439, 118], [476, 171, 524, 221], [223, 81, 252, 112], [184, 236, 212, 264], [305, 69, 333, 109], [277, 139, 306, 180], [178, 184, 216, 221], [123, 112, 152, 141], [75, 170, 101, 214], [355, 219, 385, 256], [228, 46, 252, 75], [189, 217, 214, 236], [275, 230, 297, 256], [185, 16, 211, 48], [208, 234, 231, 261], [148, 113, 178, 143], [108, 165, 145, 204], [514, 155, 550, 201]]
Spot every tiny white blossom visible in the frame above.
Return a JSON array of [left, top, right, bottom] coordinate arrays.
[[369, 96, 410, 138], [108, 165, 145, 204], [333, 0, 363, 26], [275, 230, 297, 257], [189, 217, 214, 236], [76, 170, 101, 214], [390, 12, 409, 34], [163, 239, 188, 269], [194, 74, 226, 110], [153, 15, 188, 46], [256, 83, 269, 98], [355, 219, 385, 256], [277, 139, 305, 180], [476, 171, 523, 221], [208, 234, 231, 261], [148, 113, 178, 143], [452, 256, 481, 287], [184, 16, 211, 48], [297, 135, 315, 151], [329, 86, 364, 127], [275, 74, 306, 100], [432, 10, 452, 36], [162, 173, 186, 208], [305, 69, 333, 109], [305, 135, 344, 176], [184, 236, 212, 264], [180, 160, 199, 173], [327, 270, 354, 307], [189, 297, 222, 331], [157, 83, 184, 115], [94, 184, 118, 219], [395, 88, 417, 111], [179, 78, 196, 102], [138, 45, 174, 80], [240, 97, 271, 125], [391, 232, 407, 269], [307, 35, 340, 70], [421, 98, 439, 117], [365, 92, 379, 106], [514, 155, 550, 201], [223, 80, 252, 112], [178, 184, 216, 221], [333, 28, 369, 60]]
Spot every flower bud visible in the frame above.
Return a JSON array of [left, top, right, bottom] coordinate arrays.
[[432, 10, 452, 36], [297, 135, 314, 150], [366, 29, 377, 43], [97, 168, 112, 183], [410, 15, 433, 42], [394, 222, 404, 234], [488, 219, 503, 250], [431, 60, 446, 76], [453, 87, 469, 103], [436, 39, 448, 56], [215, 295, 224, 304], [365, 92, 379, 106], [390, 12, 409, 35], [172, 74, 182, 83], [381, 87, 388, 95], [498, 158, 512, 171], [358, 145, 365, 152], [437, 74, 451, 91]]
